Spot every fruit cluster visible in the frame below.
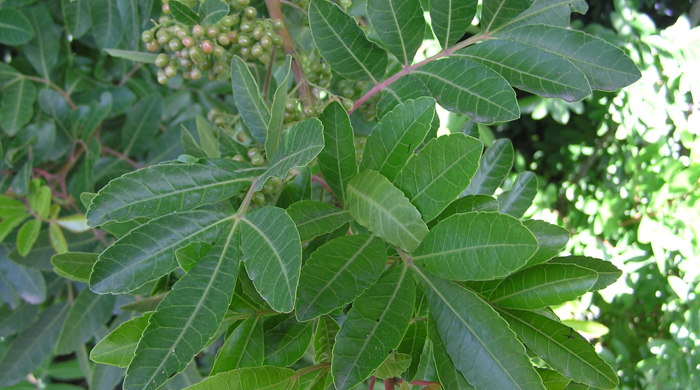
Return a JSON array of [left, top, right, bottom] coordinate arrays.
[[143, 0, 284, 84]]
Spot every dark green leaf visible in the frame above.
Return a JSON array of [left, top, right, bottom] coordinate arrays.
[[62, 0, 90, 39], [22, 7, 59, 78], [56, 289, 116, 355], [497, 0, 589, 32], [317, 101, 357, 204], [548, 256, 621, 291], [397, 319, 427, 381], [295, 234, 386, 321], [394, 133, 482, 222], [286, 200, 352, 242], [314, 316, 338, 363], [264, 316, 313, 366], [428, 0, 476, 48], [210, 316, 264, 374], [231, 55, 269, 145], [332, 264, 415, 390], [0, 9, 34, 45], [90, 313, 152, 368], [367, 0, 425, 64], [175, 241, 212, 272], [499, 309, 618, 389], [309, 0, 387, 82], [200, 0, 229, 25], [169, 0, 200, 25], [377, 74, 430, 118], [480, 0, 530, 33], [121, 93, 162, 155], [88, 0, 122, 48], [0, 303, 38, 337], [415, 58, 519, 122], [521, 220, 570, 268], [346, 170, 429, 252], [427, 316, 475, 389], [266, 56, 292, 158], [0, 257, 45, 304], [0, 78, 37, 136], [463, 139, 514, 196], [240, 206, 301, 313], [116, 0, 141, 50], [489, 263, 597, 309], [498, 171, 537, 218], [104, 49, 158, 63], [413, 212, 538, 281], [361, 97, 436, 181], [183, 366, 298, 390]]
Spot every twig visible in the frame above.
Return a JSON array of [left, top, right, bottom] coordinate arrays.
[[102, 145, 143, 169], [119, 63, 145, 86], [311, 174, 333, 194], [384, 378, 395, 390], [280, 0, 306, 13], [368, 376, 377, 390], [23, 76, 77, 110]]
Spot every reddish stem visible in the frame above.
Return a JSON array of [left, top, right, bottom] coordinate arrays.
[[311, 174, 333, 194], [102, 146, 142, 168], [384, 378, 395, 390], [410, 380, 440, 386], [368, 376, 377, 390]]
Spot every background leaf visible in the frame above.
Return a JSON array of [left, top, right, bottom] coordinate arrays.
[[88, 0, 122, 48], [56, 288, 116, 355], [121, 93, 162, 156], [264, 315, 313, 366], [266, 56, 292, 158], [480, 0, 530, 33], [200, 0, 229, 25], [0, 78, 37, 136], [367, 0, 425, 64], [463, 139, 514, 196], [428, 0, 476, 48], [317, 101, 357, 204], [549, 256, 621, 291], [210, 316, 264, 374], [0, 9, 34, 45], [498, 171, 538, 218], [91, 313, 152, 368]]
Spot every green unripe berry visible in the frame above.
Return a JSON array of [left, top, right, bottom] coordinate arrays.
[[240, 47, 251, 57], [212, 45, 226, 57], [206, 26, 219, 38], [221, 16, 236, 27], [247, 147, 261, 159], [252, 27, 264, 40], [182, 36, 195, 47], [272, 19, 283, 30], [303, 107, 314, 117], [189, 47, 206, 65], [232, 154, 245, 162], [192, 25, 205, 38], [155, 53, 169, 67], [179, 58, 192, 67], [250, 155, 265, 166], [213, 63, 225, 74], [169, 38, 183, 51], [142, 30, 154, 43], [252, 192, 265, 205], [238, 34, 251, 47], [217, 33, 231, 46], [190, 68, 202, 80], [237, 0, 250, 7], [285, 100, 297, 112], [161, 3, 170, 13], [342, 98, 354, 111], [164, 65, 178, 78], [271, 34, 282, 46], [262, 181, 276, 194], [157, 70, 168, 84], [146, 42, 159, 52], [339, 0, 352, 9], [158, 15, 170, 24], [259, 35, 271, 49], [240, 21, 253, 33], [157, 34, 170, 46], [251, 43, 263, 58], [244, 6, 257, 19]]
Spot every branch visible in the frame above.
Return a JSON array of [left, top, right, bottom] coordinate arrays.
[[101, 146, 143, 169], [383, 378, 395, 390], [23, 76, 77, 110]]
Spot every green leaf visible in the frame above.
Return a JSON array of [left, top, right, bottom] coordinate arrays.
[[86, 161, 261, 226], [240, 206, 301, 313], [264, 316, 313, 366], [16, 218, 41, 256], [497, 0, 589, 32], [314, 316, 338, 363], [211, 316, 264, 374], [415, 58, 519, 123], [124, 232, 241, 390], [184, 366, 298, 390], [266, 56, 292, 158], [366, 0, 425, 64], [416, 269, 543, 390], [88, 0, 122, 48], [394, 133, 483, 222], [496, 25, 641, 91], [286, 200, 352, 242], [361, 97, 436, 181], [374, 351, 412, 379], [90, 211, 231, 294], [121, 93, 162, 155], [498, 171, 537, 218], [520, 220, 570, 268], [90, 313, 152, 368], [498, 309, 618, 389], [346, 170, 429, 252], [0, 77, 37, 136], [231, 55, 269, 145], [29, 185, 51, 219], [413, 212, 538, 281], [103, 49, 157, 63], [480, 0, 530, 33], [200, 0, 229, 25], [295, 234, 386, 321], [463, 139, 514, 196], [0, 9, 34, 45], [196, 116, 220, 158], [537, 368, 571, 390], [428, 0, 476, 48], [0, 303, 38, 338], [456, 39, 592, 102], [116, 0, 142, 51], [48, 222, 68, 254], [256, 118, 324, 191], [0, 303, 68, 387], [396, 320, 426, 381], [548, 256, 621, 291], [489, 263, 597, 309], [431, 195, 499, 226], [377, 74, 430, 118], [56, 289, 116, 355], [169, 0, 200, 25], [0, 253, 46, 305], [309, 0, 387, 82], [427, 316, 475, 389], [22, 7, 59, 78], [332, 264, 415, 390], [176, 241, 212, 272], [317, 101, 357, 204]]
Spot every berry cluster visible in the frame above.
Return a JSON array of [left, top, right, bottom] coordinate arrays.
[[143, 0, 283, 84]]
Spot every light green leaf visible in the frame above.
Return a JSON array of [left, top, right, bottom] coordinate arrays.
[[375, 351, 412, 379], [346, 170, 429, 252], [231, 55, 269, 145], [548, 256, 621, 291], [428, 0, 476, 48], [415, 58, 519, 123], [0, 9, 34, 45], [417, 269, 543, 390], [266, 56, 292, 158], [256, 118, 324, 191], [367, 0, 425, 64], [498, 171, 537, 218], [428, 316, 475, 389], [104, 49, 157, 63], [200, 0, 229, 25], [480, 0, 530, 33], [211, 316, 264, 374], [286, 200, 352, 242], [457, 39, 592, 102], [0, 77, 37, 136], [195, 116, 220, 158], [489, 263, 597, 309], [496, 0, 589, 32], [90, 211, 231, 294], [317, 101, 357, 204], [121, 93, 162, 155], [295, 234, 386, 321], [48, 222, 68, 254], [332, 265, 415, 390], [394, 133, 482, 222], [264, 316, 313, 367], [169, 0, 200, 25], [86, 161, 262, 226], [314, 316, 338, 363], [361, 97, 436, 181], [496, 25, 641, 91], [309, 0, 387, 82], [521, 220, 570, 268], [88, 0, 122, 48], [537, 368, 571, 390], [499, 309, 618, 389], [16, 218, 41, 256], [184, 366, 298, 390], [463, 138, 514, 196], [124, 232, 241, 390], [0, 303, 68, 387], [90, 313, 152, 368], [413, 212, 538, 281], [240, 206, 301, 313], [0, 195, 28, 242], [56, 289, 116, 355], [28, 185, 51, 220]]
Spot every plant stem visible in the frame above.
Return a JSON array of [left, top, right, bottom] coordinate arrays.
[[350, 34, 489, 114], [236, 179, 260, 217], [368, 376, 377, 390], [383, 378, 395, 390], [102, 145, 142, 169], [23, 76, 77, 110]]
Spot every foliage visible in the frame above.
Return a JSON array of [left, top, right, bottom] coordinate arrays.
[[0, 0, 640, 389]]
